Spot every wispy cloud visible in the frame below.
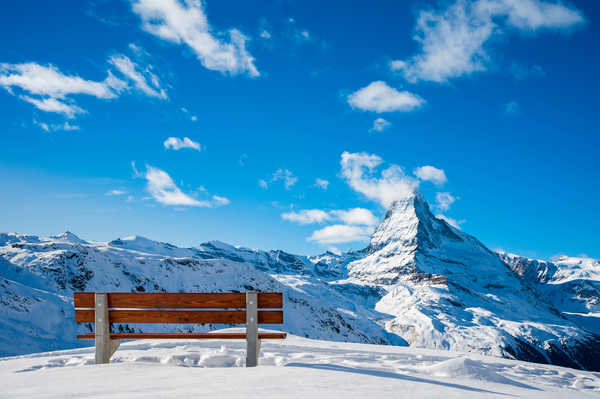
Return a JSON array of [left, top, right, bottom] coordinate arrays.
[[347, 81, 424, 113], [369, 118, 391, 133], [308, 224, 374, 245], [131, 0, 259, 77], [259, 168, 298, 190], [331, 208, 378, 226], [436, 214, 465, 229], [435, 192, 456, 211], [1, 47, 167, 119], [163, 137, 202, 151], [0, 63, 119, 99], [391, 0, 584, 83], [34, 120, 80, 132], [141, 165, 229, 207], [108, 54, 166, 99], [413, 166, 447, 185], [105, 189, 127, 196], [314, 178, 329, 190], [282, 207, 378, 227], [282, 209, 331, 224]]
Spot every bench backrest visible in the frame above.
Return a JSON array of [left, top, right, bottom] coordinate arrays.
[[74, 292, 284, 325]]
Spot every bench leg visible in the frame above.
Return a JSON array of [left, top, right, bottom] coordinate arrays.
[[95, 293, 118, 364], [246, 292, 259, 367]]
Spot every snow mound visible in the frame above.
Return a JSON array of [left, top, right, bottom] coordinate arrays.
[[2, 334, 600, 398]]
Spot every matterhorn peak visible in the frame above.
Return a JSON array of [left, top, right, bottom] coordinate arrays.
[[368, 189, 440, 252]]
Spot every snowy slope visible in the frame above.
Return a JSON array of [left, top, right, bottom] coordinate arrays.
[[0, 232, 399, 357], [1, 189, 599, 372], [500, 252, 600, 336], [1, 333, 599, 398]]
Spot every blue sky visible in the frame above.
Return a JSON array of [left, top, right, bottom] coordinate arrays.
[[1, 0, 598, 260]]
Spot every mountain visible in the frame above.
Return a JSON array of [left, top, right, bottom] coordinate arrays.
[[500, 252, 600, 337], [1, 191, 599, 371]]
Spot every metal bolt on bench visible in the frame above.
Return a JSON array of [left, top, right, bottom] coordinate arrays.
[[74, 291, 286, 367]]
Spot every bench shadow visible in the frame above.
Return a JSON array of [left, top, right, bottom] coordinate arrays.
[[285, 363, 523, 396]]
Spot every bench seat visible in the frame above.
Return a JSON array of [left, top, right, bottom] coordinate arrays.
[[77, 332, 287, 340], [74, 291, 285, 367]]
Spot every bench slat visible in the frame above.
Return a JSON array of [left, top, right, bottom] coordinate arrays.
[[76, 332, 287, 340], [75, 310, 283, 324], [74, 292, 283, 309]]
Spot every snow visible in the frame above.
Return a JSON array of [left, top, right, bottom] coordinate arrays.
[[1, 332, 599, 398]]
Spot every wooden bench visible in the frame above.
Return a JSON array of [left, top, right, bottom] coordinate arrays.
[[74, 292, 286, 367]]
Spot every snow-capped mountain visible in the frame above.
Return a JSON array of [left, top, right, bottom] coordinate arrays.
[[1, 190, 599, 371], [500, 252, 600, 337]]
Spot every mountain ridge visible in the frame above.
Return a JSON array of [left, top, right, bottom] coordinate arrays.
[[1, 192, 599, 370]]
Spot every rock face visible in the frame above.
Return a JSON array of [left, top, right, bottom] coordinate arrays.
[[1, 191, 599, 371]]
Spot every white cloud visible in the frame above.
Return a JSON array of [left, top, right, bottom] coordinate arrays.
[[282, 209, 332, 224], [21, 96, 85, 118], [58, 121, 80, 131], [370, 118, 391, 133], [282, 207, 378, 227], [260, 30, 272, 39], [106, 189, 127, 196], [297, 30, 311, 42], [211, 195, 230, 206], [436, 214, 465, 229], [34, 120, 80, 132], [259, 169, 297, 190], [392, 0, 584, 83], [0, 62, 119, 100], [314, 178, 329, 190], [340, 151, 418, 208], [414, 165, 447, 185], [347, 81, 424, 113], [163, 137, 202, 151], [308, 224, 374, 244], [435, 192, 456, 211], [131, 0, 259, 77], [142, 165, 229, 207], [331, 208, 378, 226], [108, 54, 167, 99], [1, 51, 166, 118], [34, 120, 49, 132]]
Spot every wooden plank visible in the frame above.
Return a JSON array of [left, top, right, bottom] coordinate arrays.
[[75, 310, 283, 324], [258, 293, 283, 309], [77, 332, 287, 340], [74, 292, 283, 309]]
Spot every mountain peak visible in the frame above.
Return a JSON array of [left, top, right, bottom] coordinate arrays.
[[51, 231, 86, 244], [368, 190, 439, 252]]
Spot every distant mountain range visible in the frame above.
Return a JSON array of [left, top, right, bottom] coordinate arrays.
[[1, 190, 599, 370]]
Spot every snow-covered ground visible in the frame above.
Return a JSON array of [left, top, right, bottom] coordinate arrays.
[[1, 331, 599, 398]]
